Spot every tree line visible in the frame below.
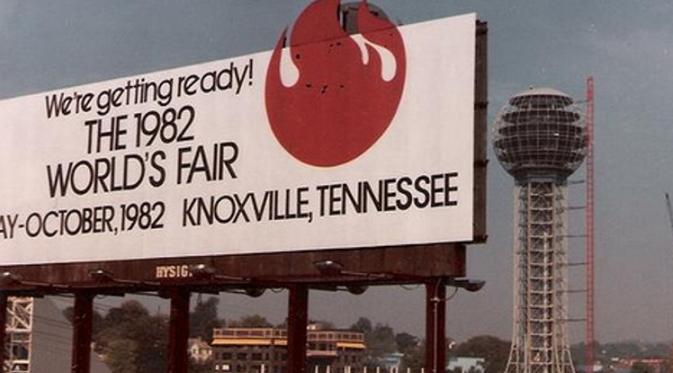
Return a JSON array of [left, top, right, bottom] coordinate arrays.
[[62, 297, 512, 373]]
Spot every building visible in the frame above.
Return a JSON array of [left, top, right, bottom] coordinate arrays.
[[210, 326, 365, 373], [493, 87, 587, 373], [446, 357, 485, 373], [189, 337, 214, 363], [614, 358, 666, 373], [380, 352, 404, 373], [574, 363, 603, 373]]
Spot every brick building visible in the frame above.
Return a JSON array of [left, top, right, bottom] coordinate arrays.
[[210, 325, 365, 373]]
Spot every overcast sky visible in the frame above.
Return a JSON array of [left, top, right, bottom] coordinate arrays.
[[3, 0, 673, 344]]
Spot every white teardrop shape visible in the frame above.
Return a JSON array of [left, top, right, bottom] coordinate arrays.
[[350, 34, 397, 82], [279, 45, 299, 87]]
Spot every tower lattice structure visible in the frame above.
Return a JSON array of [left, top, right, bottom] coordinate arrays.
[[493, 87, 587, 373], [6, 297, 33, 373]]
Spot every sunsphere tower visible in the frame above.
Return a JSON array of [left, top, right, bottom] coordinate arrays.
[[493, 87, 587, 373]]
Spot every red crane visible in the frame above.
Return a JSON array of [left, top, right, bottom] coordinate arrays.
[[585, 76, 595, 373]]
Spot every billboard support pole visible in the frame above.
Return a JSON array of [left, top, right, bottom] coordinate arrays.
[[426, 280, 446, 373], [287, 284, 309, 373], [0, 294, 6, 371], [71, 292, 93, 373], [167, 289, 190, 373]]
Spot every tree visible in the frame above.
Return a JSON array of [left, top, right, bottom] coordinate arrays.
[[367, 323, 397, 357], [632, 362, 653, 373], [396, 332, 419, 352], [350, 317, 373, 334], [401, 339, 426, 372], [349, 318, 400, 369], [62, 306, 105, 336], [190, 297, 224, 342], [396, 332, 422, 371], [228, 314, 273, 327], [451, 336, 511, 373], [130, 314, 169, 373], [105, 339, 138, 373], [99, 300, 150, 334], [94, 301, 168, 373]]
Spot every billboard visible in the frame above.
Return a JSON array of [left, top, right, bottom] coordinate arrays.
[[0, 8, 476, 266]]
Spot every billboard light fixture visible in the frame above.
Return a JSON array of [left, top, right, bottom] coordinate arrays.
[[312, 283, 369, 295], [313, 260, 389, 280], [445, 278, 485, 293], [313, 260, 344, 276], [345, 284, 368, 295], [88, 268, 159, 287], [189, 264, 250, 282], [188, 264, 264, 297], [241, 288, 265, 298], [88, 269, 114, 283], [430, 278, 486, 303], [0, 271, 70, 290]]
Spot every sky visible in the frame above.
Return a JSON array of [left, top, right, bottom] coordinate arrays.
[[2, 0, 673, 344]]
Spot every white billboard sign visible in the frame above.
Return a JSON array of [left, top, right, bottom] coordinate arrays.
[[0, 9, 476, 265]]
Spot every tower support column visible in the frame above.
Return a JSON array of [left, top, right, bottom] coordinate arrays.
[[504, 183, 575, 373]]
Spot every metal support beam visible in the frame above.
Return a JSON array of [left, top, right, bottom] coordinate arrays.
[[0, 294, 6, 371], [287, 284, 309, 373], [71, 292, 93, 373], [426, 281, 446, 373], [167, 289, 190, 373]]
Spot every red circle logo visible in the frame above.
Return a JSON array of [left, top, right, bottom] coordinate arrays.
[[265, 0, 406, 167]]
